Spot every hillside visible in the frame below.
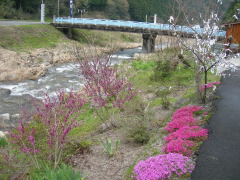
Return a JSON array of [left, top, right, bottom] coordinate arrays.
[[222, 0, 240, 23], [0, 0, 234, 23]]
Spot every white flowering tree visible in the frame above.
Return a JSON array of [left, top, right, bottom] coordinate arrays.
[[171, 0, 237, 103]]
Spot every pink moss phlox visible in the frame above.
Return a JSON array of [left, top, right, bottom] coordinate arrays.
[[133, 105, 209, 179], [165, 126, 208, 142], [163, 138, 195, 156], [201, 81, 221, 91], [163, 105, 208, 156], [133, 153, 194, 180], [165, 116, 201, 133], [172, 106, 204, 119]]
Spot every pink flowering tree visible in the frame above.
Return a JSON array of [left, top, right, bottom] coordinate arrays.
[[7, 121, 40, 168], [7, 90, 85, 170], [79, 57, 137, 122], [170, 0, 236, 103]]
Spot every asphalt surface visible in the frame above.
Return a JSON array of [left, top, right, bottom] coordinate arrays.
[[0, 20, 45, 26], [191, 60, 240, 180]]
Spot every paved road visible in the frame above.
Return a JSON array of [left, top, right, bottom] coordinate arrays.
[[0, 21, 45, 26], [191, 58, 240, 180]]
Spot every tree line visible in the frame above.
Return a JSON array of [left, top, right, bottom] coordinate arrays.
[[0, 0, 235, 23], [222, 0, 240, 23], [0, 0, 90, 19]]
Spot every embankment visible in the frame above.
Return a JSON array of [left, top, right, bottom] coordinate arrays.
[[0, 24, 141, 81]]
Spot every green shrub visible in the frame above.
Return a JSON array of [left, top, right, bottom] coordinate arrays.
[[129, 126, 150, 144], [161, 97, 171, 109], [0, 137, 7, 147], [150, 60, 173, 81], [124, 118, 150, 144], [155, 89, 172, 109]]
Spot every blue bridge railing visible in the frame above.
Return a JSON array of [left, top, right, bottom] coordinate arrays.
[[54, 17, 226, 38]]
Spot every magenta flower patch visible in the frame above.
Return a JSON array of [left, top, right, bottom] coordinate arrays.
[[201, 81, 221, 91], [165, 126, 208, 142], [133, 153, 194, 180], [165, 116, 201, 133], [163, 138, 195, 156], [133, 105, 209, 179], [163, 105, 208, 156]]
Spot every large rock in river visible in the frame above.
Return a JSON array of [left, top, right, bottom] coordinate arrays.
[[0, 88, 41, 130]]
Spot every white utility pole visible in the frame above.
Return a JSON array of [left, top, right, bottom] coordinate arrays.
[[41, 0, 45, 23], [70, 0, 73, 17], [154, 14, 157, 24]]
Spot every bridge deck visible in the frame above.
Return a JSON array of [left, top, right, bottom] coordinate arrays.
[[52, 17, 226, 38]]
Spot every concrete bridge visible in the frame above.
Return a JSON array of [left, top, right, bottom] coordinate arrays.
[[51, 17, 226, 53]]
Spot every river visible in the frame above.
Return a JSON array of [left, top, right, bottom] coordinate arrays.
[[0, 47, 142, 99]]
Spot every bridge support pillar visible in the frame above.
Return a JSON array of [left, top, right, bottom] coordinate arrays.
[[67, 26, 73, 39], [142, 33, 157, 53]]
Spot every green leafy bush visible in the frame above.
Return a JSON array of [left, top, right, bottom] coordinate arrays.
[[156, 89, 172, 109], [161, 97, 171, 109], [130, 127, 150, 144], [150, 60, 173, 81], [125, 120, 150, 144], [0, 137, 7, 147]]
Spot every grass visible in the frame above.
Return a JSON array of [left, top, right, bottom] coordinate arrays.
[[131, 60, 156, 71], [72, 29, 141, 47], [148, 97, 177, 109], [69, 106, 102, 138], [27, 163, 85, 180], [0, 24, 141, 52], [0, 24, 72, 51]]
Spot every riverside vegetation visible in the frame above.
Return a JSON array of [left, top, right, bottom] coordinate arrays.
[[0, 25, 221, 180], [0, 51, 220, 179]]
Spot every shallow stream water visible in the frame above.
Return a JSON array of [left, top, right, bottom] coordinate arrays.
[[0, 47, 142, 99]]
